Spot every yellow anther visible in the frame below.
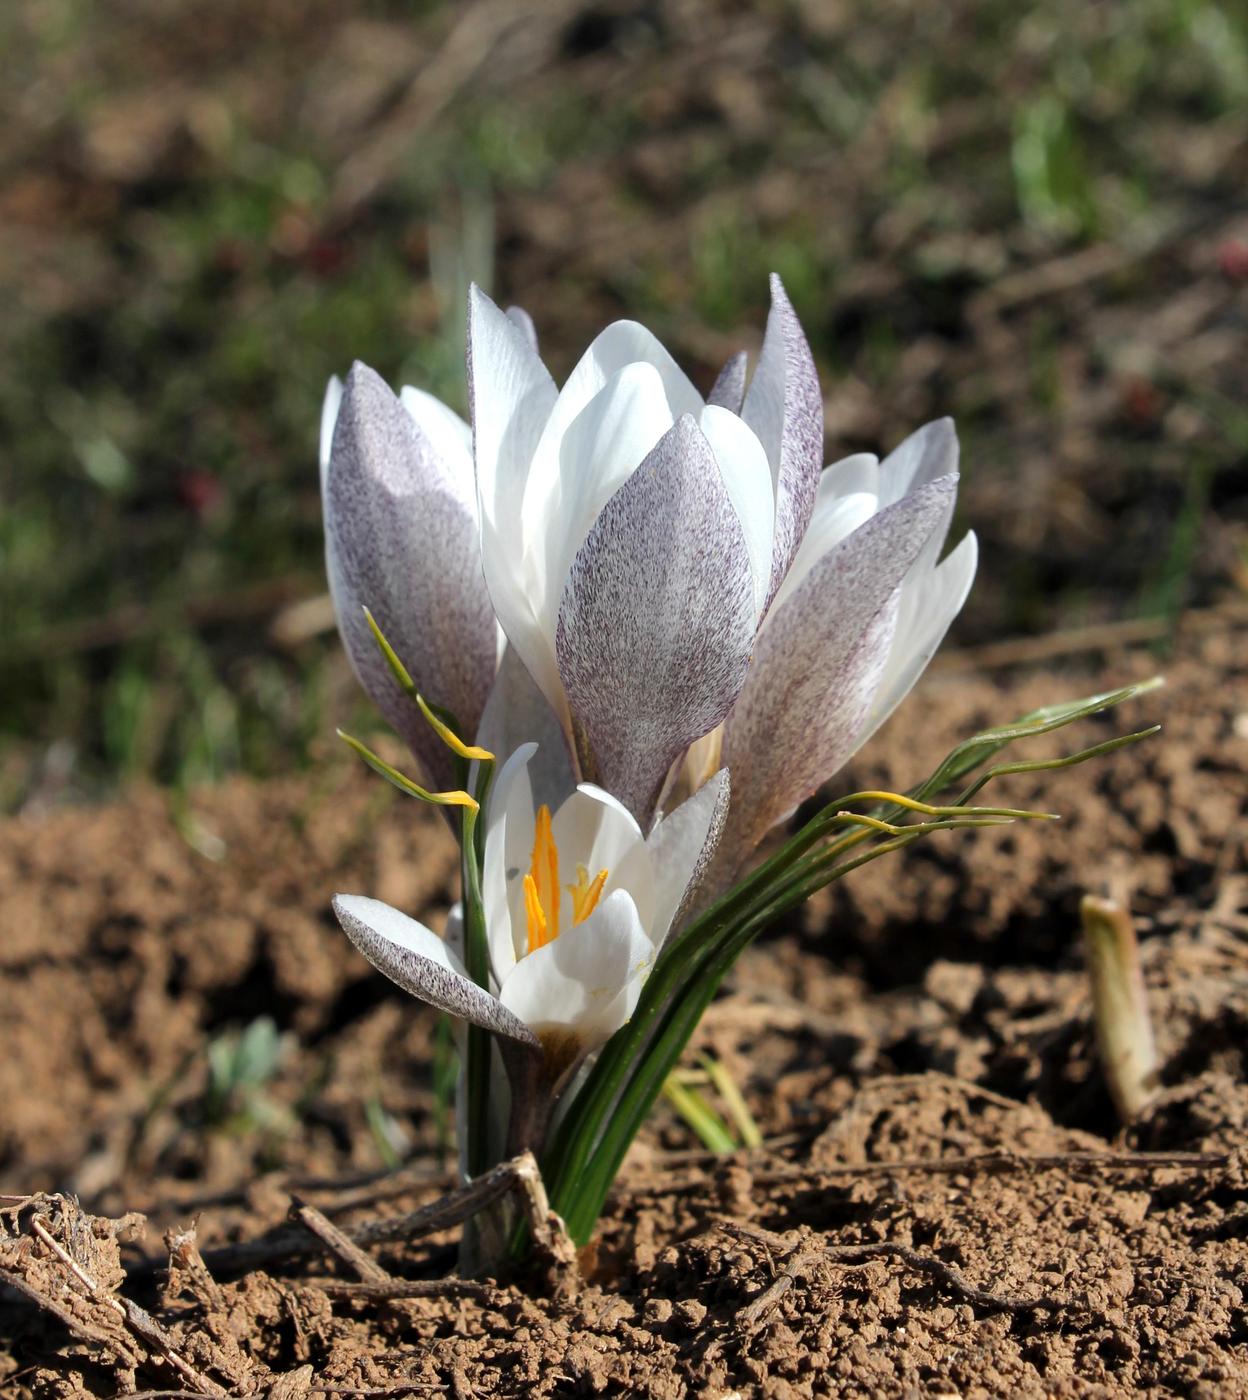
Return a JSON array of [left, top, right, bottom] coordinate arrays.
[[529, 804, 560, 945], [567, 864, 609, 926], [523, 873, 551, 954], [523, 809, 611, 955]]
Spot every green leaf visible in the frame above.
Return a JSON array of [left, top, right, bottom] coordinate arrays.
[[337, 729, 477, 810], [544, 675, 1163, 1244], [700, 1054, 762, 1150], [662, 1075, 737, 1154]]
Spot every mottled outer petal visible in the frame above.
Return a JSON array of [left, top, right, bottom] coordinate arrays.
[[719, 475, 959, 866], [326, 363, 496, 789], [742, 274, 825, 604], [707, 351, 748, 412], [555, 414, 757, 825], [332, 895, 540, 1050]]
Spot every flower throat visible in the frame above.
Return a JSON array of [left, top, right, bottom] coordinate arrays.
[[523, 804, 608, 954]]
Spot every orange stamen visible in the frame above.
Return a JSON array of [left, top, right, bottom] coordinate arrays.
[[567, 864, 609, 926], [530, 804, 559, 944], [523, 873, 550, 953]]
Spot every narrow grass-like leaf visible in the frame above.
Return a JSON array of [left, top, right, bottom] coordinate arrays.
[[700, 1054, 762, 1149], [546, 678, 1163, 1244], [337, 729, 477, 810], [662, 1075, 737, 1153], [459, 788, 494, 1178], [912, 677, 1163, 802], [364, 606, 494, 761]]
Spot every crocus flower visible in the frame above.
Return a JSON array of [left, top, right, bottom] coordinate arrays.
[[325, 277, 975, 895], [468, 276, 820, 825], [466, 275, 975, 878], [694, 419, 978, 882], [332, 749, 729, 1091], [321, 363, 496, 792]]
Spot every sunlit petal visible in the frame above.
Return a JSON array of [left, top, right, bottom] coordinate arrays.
[[325, 362, 495, 788], [556, 414, 756, 823], [718, 476, 959, 870], [741, 274, 824, 603], [497, 889, 652, 1058], [333, 895, 539, 1049]]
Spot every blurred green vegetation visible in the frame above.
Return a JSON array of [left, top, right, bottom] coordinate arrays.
[[1, 0, 1245, 808]]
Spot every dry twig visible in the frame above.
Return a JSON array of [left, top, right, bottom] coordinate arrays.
[[183, 1152, 572, 1288], [645, 1147, 1227, 1197], [719, 1220, 1063, 1324], [28, 1216, 227, 1397], [290, 1196, 393, 1284]]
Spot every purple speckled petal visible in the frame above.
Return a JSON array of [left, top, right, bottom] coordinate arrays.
[[718, 475, 959, 870], [707, 351, 748, 412], [555, 414, 756, 825], [325, 362, 496, 789], [333, 895, 540, 1050], [741, 274, 824, 605]]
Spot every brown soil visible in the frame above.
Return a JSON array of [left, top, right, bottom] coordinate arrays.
[[2, 620, 1246, 1398]]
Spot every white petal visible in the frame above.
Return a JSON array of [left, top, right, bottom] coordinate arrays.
[[877, 418, 958, 508], [468, 284, 556, 533], [532, 360, 676, 618], [497, 889, 652, 1052], [859, 529, 978, 743], [468, 285, 559, 722], [551, 783, 644, 898], [615, 768, 731, 947], [482, 742, 539, 978], [822, 450, 880, 500], [699, 404, 775, 621], [539, 320, 704, 464], [399, 386, 473, 486], [505, 304, 539, 352], [319, 374, 344, 488]]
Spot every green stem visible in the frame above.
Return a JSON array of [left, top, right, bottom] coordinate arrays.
[[545, 681, 1161, 1239], [459, 797, 492, 1179]]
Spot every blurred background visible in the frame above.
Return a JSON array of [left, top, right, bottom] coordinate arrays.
[[3, 0, 1246, 811]]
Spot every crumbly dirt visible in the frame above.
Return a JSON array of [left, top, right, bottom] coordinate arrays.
[[2, 619, 1246, 1398]]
